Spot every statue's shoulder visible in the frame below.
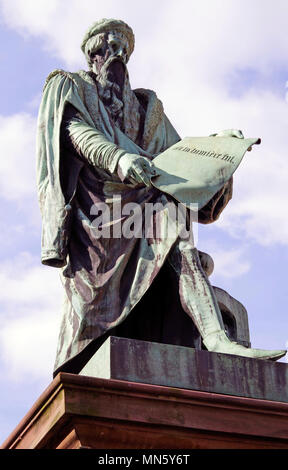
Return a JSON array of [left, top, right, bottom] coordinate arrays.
[[134, 87, 159, 102], [43, 69, 73, 89], [134, 87, 164, 120], [43, 69, 91, 91]]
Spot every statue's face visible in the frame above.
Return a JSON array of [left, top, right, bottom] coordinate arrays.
[[90, 31, 129, 76]]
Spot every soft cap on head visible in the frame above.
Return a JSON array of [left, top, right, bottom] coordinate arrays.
[[81, 18, 135, 59]]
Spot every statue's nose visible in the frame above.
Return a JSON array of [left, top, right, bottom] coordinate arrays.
[[116, 47, 125, 60]]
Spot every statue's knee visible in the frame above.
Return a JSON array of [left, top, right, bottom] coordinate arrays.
[[198, 250, 214, 277]]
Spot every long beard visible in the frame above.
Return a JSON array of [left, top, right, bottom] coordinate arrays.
[[96, 58, 126, 128], [94, 57, 142, 143]]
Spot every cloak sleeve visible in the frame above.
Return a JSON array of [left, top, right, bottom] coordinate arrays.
[[36, 71, 81, 267], [61, 103, 127, 174], [198, 177, 233, 224]]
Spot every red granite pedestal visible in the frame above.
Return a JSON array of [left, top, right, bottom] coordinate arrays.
[[2, 371, 288, 449]]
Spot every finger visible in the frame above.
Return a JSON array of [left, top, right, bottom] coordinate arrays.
[[127, 172, 141, 186], [142, 157, 154, 166], [142, 157, 155, 167], [132, 167, 152, 187], [137, 170, 152, 187], [127, 167, 145, 186], [233, 129, 244, 139], [143, 166, 156, 178], [132, 162, 153, 185], [141, 160, 157, 177], [125, 166, 141, 185]]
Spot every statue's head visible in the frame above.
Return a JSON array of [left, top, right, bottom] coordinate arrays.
[[81, 19, 134, 82]]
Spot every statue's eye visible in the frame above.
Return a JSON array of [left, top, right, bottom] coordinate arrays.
[[96, 46, 105, 57], [90, 47, 105, 59], [110, 42, 118, 52]]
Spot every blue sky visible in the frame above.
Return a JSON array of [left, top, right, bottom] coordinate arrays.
[[1, 0, 288, 445]]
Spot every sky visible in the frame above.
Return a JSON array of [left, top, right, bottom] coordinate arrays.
[[1, 0, 288, 445]]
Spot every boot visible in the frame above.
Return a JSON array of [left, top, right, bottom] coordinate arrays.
[[203, 330, 286, 361]]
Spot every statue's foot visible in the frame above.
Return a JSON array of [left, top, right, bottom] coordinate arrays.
[[203, 331, 286, 361]]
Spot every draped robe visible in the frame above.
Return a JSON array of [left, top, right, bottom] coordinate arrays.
[[36, 69, 232, 375]]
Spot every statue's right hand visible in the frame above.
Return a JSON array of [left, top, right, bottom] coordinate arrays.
[[117, 153, 157, 187]]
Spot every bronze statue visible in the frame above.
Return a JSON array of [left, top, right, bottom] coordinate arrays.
[[36, 19, 286, 375]]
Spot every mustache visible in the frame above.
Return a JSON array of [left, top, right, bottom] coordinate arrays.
[[100, 55, 127, 76]]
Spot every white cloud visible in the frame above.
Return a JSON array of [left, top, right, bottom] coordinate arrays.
[[0, 252, 61, 308], [201, 243, 251, 280], [1, 0, 288, 73], [0, 311, 59, 381], [0, 113, 37, 201], [0, 253, 63, 380], [0, 0, 130, 67]]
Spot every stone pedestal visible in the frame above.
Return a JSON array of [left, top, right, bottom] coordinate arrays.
[[80, 336, 288, 402], [2, 338, 288, 449]]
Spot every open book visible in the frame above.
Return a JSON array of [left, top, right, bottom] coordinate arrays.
[[151, 135, 260, 210]]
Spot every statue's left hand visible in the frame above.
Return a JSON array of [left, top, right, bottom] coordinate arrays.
[[210, 129, 244, 139]]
